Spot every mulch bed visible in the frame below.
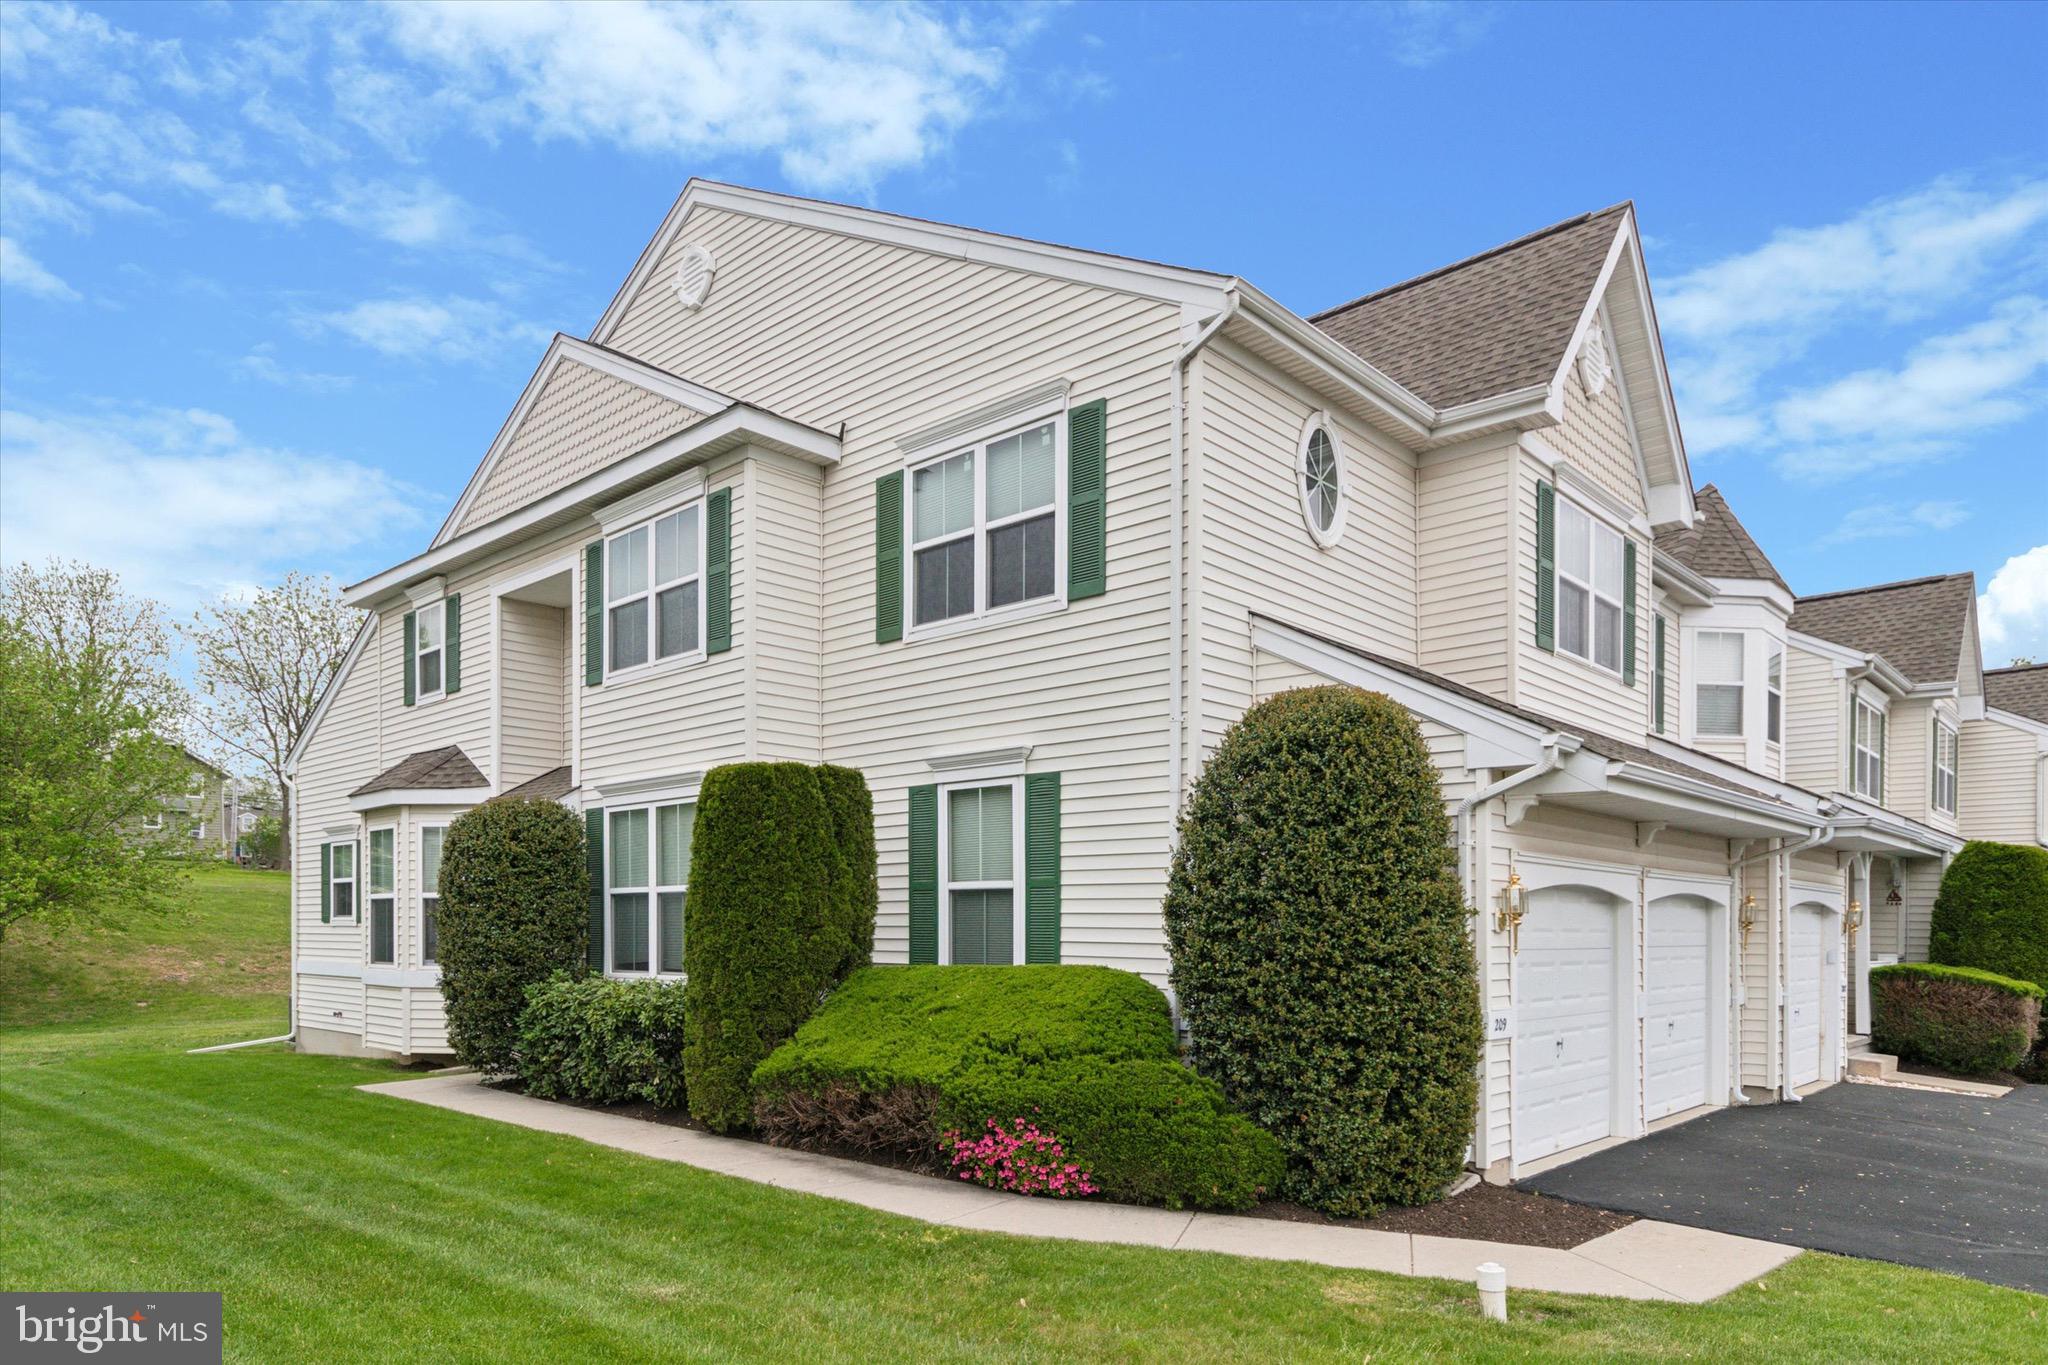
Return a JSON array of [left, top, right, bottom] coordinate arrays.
[[1245, 1181, 1634, 1249]]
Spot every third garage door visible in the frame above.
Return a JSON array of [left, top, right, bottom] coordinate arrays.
[[1515, 887, 1619, 1162], [1645, 895, 1714, 1120]]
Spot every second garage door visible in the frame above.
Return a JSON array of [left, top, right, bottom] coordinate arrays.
[[1788, 905, 1828, 1088], [1515, 888, 1619, 1162], [1645, 895, 1714, 1120]]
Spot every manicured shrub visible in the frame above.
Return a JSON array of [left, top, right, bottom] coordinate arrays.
[[817, 764, 878, 980], [683, 762, 846, 1131], [436, 798, 590, 1075], [1163, 685, 1482, 1217], [1870, 962, 2044, 1077], [752, 965, 1284, 1210], [1929, 841, 2048, 992], [515, 972, 688, 1109]]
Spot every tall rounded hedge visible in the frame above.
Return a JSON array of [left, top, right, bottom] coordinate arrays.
[[817, 764, 878, 980], [683, 762, 873, 1131], [436, 797, 590, 1074], [1164, 685, 1481, 1216], [1930, 840, 2048, 991]]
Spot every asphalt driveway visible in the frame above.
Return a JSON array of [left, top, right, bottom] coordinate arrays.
[[1521, 1081, 2048, 1292]]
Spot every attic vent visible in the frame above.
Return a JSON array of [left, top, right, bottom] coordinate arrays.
[[673, 243, 716, 311], [1577, 318, 1611, 396]]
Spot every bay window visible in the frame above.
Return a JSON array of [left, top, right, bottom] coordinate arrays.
[[606, 801, 695, 976], [1854, 698, 1886, 800], [420, 825, 445, 964], [1554, 497, 1625, 672], [367, 827, 395, 964], [1695, 631, 1745, 737], [1933, 721, 1958, 815], [1766, 645, 1784, 744], [943, 781, 1022, 964], [910, 418, 1059, 631], [607, 502, 704, 674]]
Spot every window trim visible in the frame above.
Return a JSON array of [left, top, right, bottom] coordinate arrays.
[[901, 402, 1068, 643], [329, 839, 358, 924], [415, 601, 447, 704], [1853, 696, 1887, 801], [936, 775, 1028, 965], [366, 824, 397, 966], [603, 799, 694, 980], [1694, 629, 1746, 738], [418, 821, 448, 967], [1551, 493, 1627, 676], [1932, 718, 1958, 816], [1296, 412, 1348, 549], [142, 811, 164, 832], [1766, 644, 1784, 746], [602, 495, 709, 682]]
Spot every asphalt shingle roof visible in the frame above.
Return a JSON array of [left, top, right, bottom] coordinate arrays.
[[1789, 573, 1976, 687], [350, 746, 489, 798], [1653, 485, 1789, 592], [1986, 664, 2048, 724], [1308, 205, 1628, 409], [496, 765, 576, 802]]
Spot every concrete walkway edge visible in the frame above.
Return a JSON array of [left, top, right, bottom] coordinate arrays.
[[359, 1073, 1797, 1303]]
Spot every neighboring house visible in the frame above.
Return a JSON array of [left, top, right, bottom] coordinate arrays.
[[137, 749, 232, 856], [1968, 663, 2048, 848], [277, 181, 2019, 1177]]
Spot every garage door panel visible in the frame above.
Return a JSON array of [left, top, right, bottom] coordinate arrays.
[[1789, 907, 1827, 1088], [1515, 888, 1618, 1162], [1646, 896, 1713, 1120]]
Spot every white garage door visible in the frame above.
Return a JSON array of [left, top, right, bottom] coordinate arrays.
[[1788, 906, 1827, 1088], [1645, 896, 1713, 1120], [1515, 888, 1618, 1162]]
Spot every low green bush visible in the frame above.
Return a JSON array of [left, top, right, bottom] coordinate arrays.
[[751, 965, 1284, 1211], [1870, 962, 2043, 1076], [1929, 841, 2048, 991], [515, 972, 688, 1109]]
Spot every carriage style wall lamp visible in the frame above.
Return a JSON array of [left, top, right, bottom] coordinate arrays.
[[1738, 893, 1757, 954], [1494, 870, 1526, 955], [1846, 898, 1863, 944]]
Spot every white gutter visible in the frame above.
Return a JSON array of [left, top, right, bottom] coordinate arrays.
[[1455, 734, 1579, 912], [1169, 293, 1241, 815]]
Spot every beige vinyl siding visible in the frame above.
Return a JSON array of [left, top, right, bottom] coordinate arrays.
[[364, 984, 406, 1053], [296, 972, 362, 1036], [456, 360, 702, 534], [1900, 857, 1943, 962], [497, 597, 568, 788], [1960, 717, 2043, 843], [1737, 857, 1773, 1090], [292, 621, 380, 1003], [1417, 438, 1514, 697], [602, 207, 1183, 978], [1887, 697, 1933, 823], [1191, 341, 1419, 761], [1550, 363, 1647, 515], [1653, 605, 1679, 737], [748, 455, 825, 763], [1783, 644, 1840, 792]]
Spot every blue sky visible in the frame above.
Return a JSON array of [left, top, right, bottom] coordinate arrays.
[[3, 1, 2045, 661]]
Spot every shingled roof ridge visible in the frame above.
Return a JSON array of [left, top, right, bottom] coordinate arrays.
[[1796, 570, 1974, 604], [1986, 661, 2048, 675], [1308, 201, 1632, 323]]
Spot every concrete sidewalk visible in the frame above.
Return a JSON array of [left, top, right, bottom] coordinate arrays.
[[359, 1072, 1796, 1302]]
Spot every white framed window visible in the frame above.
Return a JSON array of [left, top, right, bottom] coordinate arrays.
[[1854, 698, 1886, 800], [187, 770, 207, 796], [1695, 631, 1745, 737], [367, 826, 396, 965], [1554, 496, 1626, 672], [142, 811, 164, 831], [1297, 415, 1347, 548], [416, 604, 446, 701], [1932, 720, 1958, 816], [420, 824, 446, 965], [1766, 645, 1784, 745], [940, 779, 1025, 965], [606, 502, 705, 676], [239, 811, 257, 834], [606, 801, 695, 977], [329, 841, 357, 923], [907, 416, 1062, 635]]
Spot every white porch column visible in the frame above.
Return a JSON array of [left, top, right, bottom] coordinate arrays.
[[1851, 853, 1873, 1034]]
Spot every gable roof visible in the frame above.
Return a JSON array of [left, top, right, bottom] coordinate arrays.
[[1308, 206, 1631, 410], [1653, 485, 1789, 591], [1986, 664, 2048, 724], [1789, 573, 1977, 686], [350, 746, 489, 799]]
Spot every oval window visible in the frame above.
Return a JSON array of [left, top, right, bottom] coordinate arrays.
[[1298, 419, 1345, 547]]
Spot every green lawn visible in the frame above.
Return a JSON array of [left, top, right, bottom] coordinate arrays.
[[1, 868, 2039, 1361]]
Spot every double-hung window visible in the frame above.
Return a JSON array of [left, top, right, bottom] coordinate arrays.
[[943, 781, 1023, 964], [910, 419, 1059, 631], [1932, 721, 1958, 815], [416, 606, 445, 700], [1553, 497, 1625, 672], [607, 801, 695, 976], [607, 503, 704, 675], [1766, 646, 1784, 744], [1695, 631, 1745, 737], [367, 827, 396, 964], [420, 825, 445, 964], [329, 841, 356, 923], [1854, 698, 1886, 800]]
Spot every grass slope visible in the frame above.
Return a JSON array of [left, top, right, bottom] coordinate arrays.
[[1, 869, 2038, 1361]]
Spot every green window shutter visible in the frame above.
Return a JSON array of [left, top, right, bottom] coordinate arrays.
[[1534, 480, 1556, 652], [585, 808, 605, 971], [583, 541, 604, 687], [874, 471, 904, 643], [402, 611, 417, 707], [908, 784, 938, 963], [1024, 772, 1061, 964], [444, 594, 462, 694], [1068, 398, 1108, 600], [706, 486, 732, 655], [1621, 540, 1638, 687], [320, 842, 332, 924], [1653, 615, 1668, 734]]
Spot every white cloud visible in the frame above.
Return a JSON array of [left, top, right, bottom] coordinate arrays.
[[1377, 1, 1499, 69], [0, 235, 80, 300], [363, 0, 1009, 191], [1818, 500, 1969, 547], [1979, 544, 2048, 666], [233, 348, 353, 394], [305, 294, 550, 365], [0, 403, 429, 610], [322, 176, 469, 248]]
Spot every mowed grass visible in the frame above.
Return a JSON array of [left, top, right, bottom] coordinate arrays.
[[1, 869, 2039, 1361]]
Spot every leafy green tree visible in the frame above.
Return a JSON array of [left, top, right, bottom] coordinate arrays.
[[0, 561, 191, 941]]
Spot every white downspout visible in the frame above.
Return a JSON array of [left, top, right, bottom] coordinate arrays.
[[1168, 292, 1240, 820], [194, 777, 300, 1055]]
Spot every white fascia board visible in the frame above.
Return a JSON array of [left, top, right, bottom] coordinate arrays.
[[590, 179, 1234, 343], [283, 615, 375, 779], [1612, 214, 1694, 504], [1826, 815, 1962, 858], [346, 406, 840, 609], [1249, 616, 1548, 770], [1545, 221, 1632, 416], [1786, 631, 1911, 696], [1985, 705, 2048, 744], [1430, 385, 1559, 444], [1225, 292, 1436, 437], [1646, 483, 1692, 530], [349, 789, 486, 812], [1602, 764, 1820, 836], [1652, 552, 1716, 607], [1705, 578, 1795, 616], [1640, 734, 1829, 813]]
